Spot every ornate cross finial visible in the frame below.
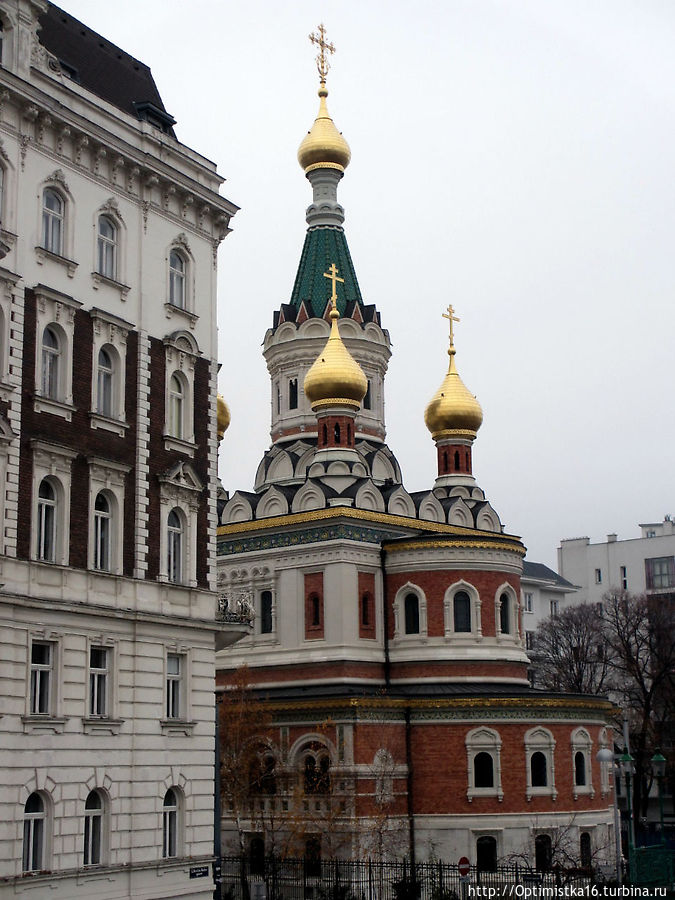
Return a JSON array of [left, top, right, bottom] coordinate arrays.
[[309, 23, 336, 83], [442, 304, 460, 347], [323, 262, 344, 306]]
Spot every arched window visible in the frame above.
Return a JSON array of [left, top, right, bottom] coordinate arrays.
[[41, 326, 60, 399], [364, 380, 371, 410], [474, 752, 494, 788], [304, 750, 331, 795], [96, 347, 114, 417], [42, 189, 63, 255], [97, 215, 117, 279], [167, 509, 183, 583], [454, 450, 460, 470], [531, 751, 548, 787], [260, 590, 273, 634], [23, 793, 46, 872], [322, 424, 327, 445], [37, 478, 56, 562], [93, 492, 112, 571], [575, 750, 587, 786], [334, 422, 341, 444], [404, 593, 419, 634], [453, 591, 471, 632], [162, 789, 179, 858], [580, 832, 592, 868], [83, 790, 104, 866], [535, 834, 552, 872], [169, 250, 186, 308], [499, 593, 511, 634], [288, 378, 298, 409], [476, 835, 497, 872], [361, 593, 371, 627], [168, 373, 184, 439], [311, 594, 321, 627]]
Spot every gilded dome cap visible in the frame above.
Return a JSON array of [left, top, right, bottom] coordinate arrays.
[[216, 393, 231, 441], [298, 84, 351, 174], [424, 308, 483, 440], [304, 297, 367, 411]]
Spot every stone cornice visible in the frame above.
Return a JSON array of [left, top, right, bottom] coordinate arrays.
[[0, 78, 237, 237]]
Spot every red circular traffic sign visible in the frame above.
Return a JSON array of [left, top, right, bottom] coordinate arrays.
[[458, 857, 470, 877]]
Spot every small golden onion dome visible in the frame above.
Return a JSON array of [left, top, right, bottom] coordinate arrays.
[[298, 84, 351, 173], [216, 394, 231, 441], [304, 304, 367, 411], [424, 348, 483, 440]]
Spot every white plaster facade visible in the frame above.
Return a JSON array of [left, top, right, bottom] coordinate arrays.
[[558, 516, 675, 604], [0, 3, 246, 897]]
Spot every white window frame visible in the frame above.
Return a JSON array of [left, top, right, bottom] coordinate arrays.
[[89, 308, 129, 435], [162, 788, 182, 858], [466, 727, 504, 802], [29, 639, 53, 716], [444, 580, 482, 639], [96, 215, 116, 280], [24, 632, 65, 731], [88, 646, 109, 718], [169, 250, 186, 308], [525, 727, 557, 801], [163, 332, 199, 454], [158, 461, 202, 587], [23, 792, 48, 873], [36, 477, 57, 563], [41, 187, 64, 256], [571, 727, 595, 799], [33, 286, 81, 419], [167, 508, 184, 584], [524, 591, 534, 614], [392, 583, 427, 640], [495, 584, 519, 641], [31, 441, 76, 566], [165, 235, 196, 323], [83, 789, 106, 866], [161, 647, 193, 735], [165, 652, 183, 719], [87, 458, 129, 575]]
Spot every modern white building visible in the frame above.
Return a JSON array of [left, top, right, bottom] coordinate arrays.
[[520, 561, 578, 651], [558, 516, 675, 604], [0, 3, 246, 898]]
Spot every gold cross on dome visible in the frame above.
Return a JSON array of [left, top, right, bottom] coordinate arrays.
[[442, 304, 460, 346], [309, 23, 336, 82], [323, 262, 344, 305]]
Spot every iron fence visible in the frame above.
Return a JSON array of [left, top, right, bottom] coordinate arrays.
[[220, 855, 594, 900]]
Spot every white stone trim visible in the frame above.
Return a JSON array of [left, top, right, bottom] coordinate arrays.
[[571, 727, 595, 799], [392, 581, 427, 640], [33, 285, 81, 409], [30, 440, 77, 566], [466, 727, 504, 802], [525, 726, 557, 801], [444, 579, 482, 640], [87, 457, 130, 575], [89, 308, 130, 428]]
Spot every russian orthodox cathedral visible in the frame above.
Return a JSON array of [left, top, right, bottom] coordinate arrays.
[[216, 27, 614, 867]]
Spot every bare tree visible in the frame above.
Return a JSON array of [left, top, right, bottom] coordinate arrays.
[[533, 603, 611, 694], [600, 590, 675, 819]]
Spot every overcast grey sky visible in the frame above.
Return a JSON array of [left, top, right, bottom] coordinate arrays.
[[61, 1, 674, 568]]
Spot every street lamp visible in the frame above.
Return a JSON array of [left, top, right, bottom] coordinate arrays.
[[619, 752, 636, 860], [650, 751, 667, 845], [597, 747, 622, 882]]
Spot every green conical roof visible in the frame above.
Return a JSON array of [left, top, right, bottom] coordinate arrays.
[[290, 227, 363, 318]]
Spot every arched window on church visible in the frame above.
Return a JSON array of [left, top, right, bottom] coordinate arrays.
[[535, 834, 552, 872], [531, 751, 548, 787], [454, 450, 460, 471], [499, 593, 511, 634], [453, 591, 471, 632], [474, 752, 494, 788], [334, 423, 341, 444], [289, 378, 298, 409], [404, 593, 419, 634], [322, 424, 328, 445], [574, 750, 586, 786]]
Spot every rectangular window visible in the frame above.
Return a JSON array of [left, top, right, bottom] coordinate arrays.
[[524, 592, 534, 613], [550, 599, 559, 617], [525, 631, 535, 651], [260, 591, 273, 634], [30, 641, 52, 715], [89, 646, 108, 717], [620, 565, 627, 590], [645, 557, 675, 590], [594, 568, 602, 584], [166, 653, 182, 719]]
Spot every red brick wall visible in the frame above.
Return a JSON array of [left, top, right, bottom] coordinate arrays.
[[358, 571, 376, 639], [216, 659, 385, 687], [304, 571, 324, 639], [316, 414, 356, 449], [437, 443, 472, 475], [387, 569, 521, 639], [18, 292, 138, 569]]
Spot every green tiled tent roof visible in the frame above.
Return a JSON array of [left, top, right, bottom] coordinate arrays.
[[290, 227, 363, 317]]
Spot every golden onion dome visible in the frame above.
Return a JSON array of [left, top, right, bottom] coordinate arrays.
[[424, 347, 483, 440], [304, 302, 367, 411], [216, 393, 231, 441], [298, 84, 351, 173]]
